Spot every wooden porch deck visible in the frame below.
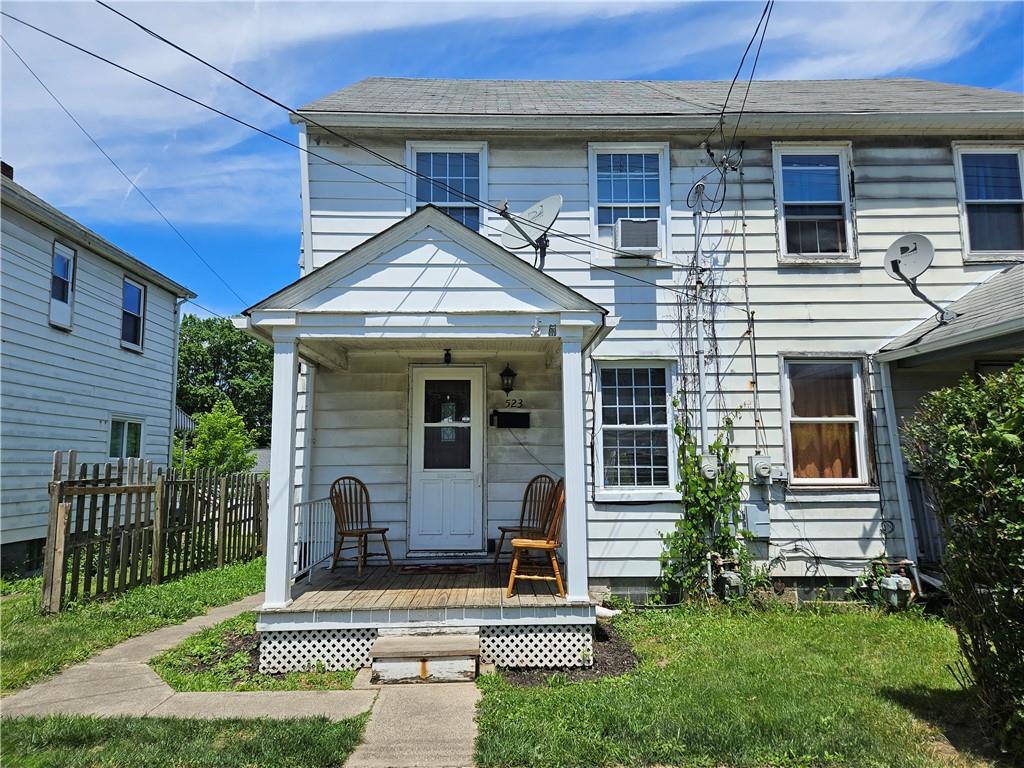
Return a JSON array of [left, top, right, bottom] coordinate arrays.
[[284, 563, 572, 612]]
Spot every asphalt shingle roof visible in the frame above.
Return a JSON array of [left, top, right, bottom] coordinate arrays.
[[300, 77, 1023, 116], [882, 263, 1024, 355]]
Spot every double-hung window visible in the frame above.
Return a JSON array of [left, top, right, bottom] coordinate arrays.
[[409, 142, 485, 231], [589, 144, 667, 255], [109, 417, 142, 459], [121, 277, 145, 350], [49, 241, 75, 329], [955, 147, 1024, 257], [598, 365, 673, 489], [784, 359, 867, 485], [773, 145, 854, 260]]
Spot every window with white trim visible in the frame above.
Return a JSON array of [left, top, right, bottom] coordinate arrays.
[[121, 277, 145, 349], [773, 145, 854, 259], [598, 365, 672, 488], [411, 145, 483, 230], [589, 144, 668, 254], [784, 359, 867, 484], [49, 241, 75, 329], [109, 417, 142, 459], [956, 148, 1024, 255]]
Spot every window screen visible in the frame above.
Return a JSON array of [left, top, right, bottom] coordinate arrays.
[[960, 152, 1024, 252]]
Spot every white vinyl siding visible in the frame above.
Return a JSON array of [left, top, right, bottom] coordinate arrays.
[[773, 143, 856, 263], [0, 205, 179, 544], [406, 141, 487, 231], [49, 241, 75, 329], [953, 145, 1024, 259]]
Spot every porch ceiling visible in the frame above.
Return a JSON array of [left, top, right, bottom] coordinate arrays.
[[302, 336, 563, 354]]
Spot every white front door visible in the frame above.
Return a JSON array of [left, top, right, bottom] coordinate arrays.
[[409, 367, 484, 551]]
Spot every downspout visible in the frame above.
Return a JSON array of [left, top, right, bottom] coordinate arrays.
[[878, 360, 920, 569], [167, 296, 187, 468]]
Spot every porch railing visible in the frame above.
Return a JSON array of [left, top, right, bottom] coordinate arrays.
[[907, 474, 945, 566], [293, 497, 334, 582]]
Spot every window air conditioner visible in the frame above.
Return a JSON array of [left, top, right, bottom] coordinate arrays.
[[614, 218, 661, 256]]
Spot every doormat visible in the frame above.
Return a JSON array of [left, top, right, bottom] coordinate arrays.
[[399, 564, 479, 575]]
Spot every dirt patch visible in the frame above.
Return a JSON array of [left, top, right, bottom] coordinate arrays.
[[498, 620, 638, 686]]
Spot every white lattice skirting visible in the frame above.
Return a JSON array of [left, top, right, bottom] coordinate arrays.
[[258, 624, 594, 672], [259, 628, 378, 673], [479, 624, 594, 668]]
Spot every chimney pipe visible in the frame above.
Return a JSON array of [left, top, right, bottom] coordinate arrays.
[[1, 161, 13, 180]]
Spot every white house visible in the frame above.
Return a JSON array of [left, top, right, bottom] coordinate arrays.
[[0, 168, 195, 569], [237, 78, 1023, 671]]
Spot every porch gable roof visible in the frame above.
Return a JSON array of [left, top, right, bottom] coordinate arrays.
[[243, 206, 607, 319]]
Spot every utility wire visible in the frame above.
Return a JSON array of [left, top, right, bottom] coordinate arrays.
[[94, 0, 733, 271], [0, 35, 250, 309], [1, 9, 755, 316]]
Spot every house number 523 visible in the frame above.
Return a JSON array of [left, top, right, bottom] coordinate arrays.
[[504, 399, 524, 408]]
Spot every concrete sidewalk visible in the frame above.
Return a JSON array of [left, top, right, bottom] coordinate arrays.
[[1, 593, 375, 721]]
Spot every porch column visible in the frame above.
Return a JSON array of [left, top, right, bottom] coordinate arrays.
[[560, 330, 590, 602], [265, 338, 299, 608]]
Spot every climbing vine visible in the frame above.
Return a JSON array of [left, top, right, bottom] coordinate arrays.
[[659, 411, 748, 602]]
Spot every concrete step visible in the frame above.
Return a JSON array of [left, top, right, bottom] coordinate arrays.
[[370, 634, 480, 684]]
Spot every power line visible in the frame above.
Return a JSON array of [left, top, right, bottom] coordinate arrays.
[[1, 10, 754, 316], [94, 0, 731, 271], [0, 35, 250, 308]]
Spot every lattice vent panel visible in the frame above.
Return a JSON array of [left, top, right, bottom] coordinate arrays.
[[259, 628, 377, 673], [480, 624, 594, 668]]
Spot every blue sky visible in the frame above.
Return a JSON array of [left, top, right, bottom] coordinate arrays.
[[2, 1, 1022, 317]]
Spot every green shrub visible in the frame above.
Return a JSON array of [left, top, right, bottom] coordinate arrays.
[[182, 400, 257, 474], [902, 360, 1024, 754]]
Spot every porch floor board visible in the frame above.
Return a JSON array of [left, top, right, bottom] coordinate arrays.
[[284, 564, 573, 612]]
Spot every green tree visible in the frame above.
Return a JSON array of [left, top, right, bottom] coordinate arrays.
[[182, 400, 257, 474], [177, 315, 272, 446], [903, 361, 1023, 754]]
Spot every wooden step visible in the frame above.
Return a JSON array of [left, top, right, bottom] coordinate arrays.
[[370, 634, 480, 684]]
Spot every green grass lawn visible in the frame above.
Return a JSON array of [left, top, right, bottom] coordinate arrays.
[[151, 611, 355, 691], [477, 606, 1001, 768], [0, 558, 265, 693], [1, 714, 366, 768]]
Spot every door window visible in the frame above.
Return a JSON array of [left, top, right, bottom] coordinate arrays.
[[422, 379, 472, 469]]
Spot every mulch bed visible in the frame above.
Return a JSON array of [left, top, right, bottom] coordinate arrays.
[[498, 619, 638, 686]]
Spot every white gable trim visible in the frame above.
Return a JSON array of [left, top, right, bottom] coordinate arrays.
[[246, 206, 605, 316]]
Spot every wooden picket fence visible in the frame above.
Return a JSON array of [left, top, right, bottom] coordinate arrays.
[[41, 451, 268, 613]]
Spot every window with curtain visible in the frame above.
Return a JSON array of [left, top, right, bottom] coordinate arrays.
[[414, 151, 481, 230], [49, 241, 75, 329], [599, 365, 672, 488], [785, 360, 865, 483], [959, 150, 1024, 253], [777, 151, 850, 256]]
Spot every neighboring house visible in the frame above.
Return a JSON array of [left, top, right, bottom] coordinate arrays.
[[0, 168, 195, 569], [236, 78, 1023, 670]]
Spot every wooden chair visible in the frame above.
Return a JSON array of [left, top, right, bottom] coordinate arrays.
[[329, 476, 394, 576], [506, 479, 566, 598], [493, 474, 556, 565]]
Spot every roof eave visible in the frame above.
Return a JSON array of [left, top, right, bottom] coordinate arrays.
[[877, 315, 1024, 362]]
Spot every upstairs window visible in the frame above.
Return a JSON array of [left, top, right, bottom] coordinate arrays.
[[49, 241, 75, 329], [784, 359, 867, 485], [121, 277, 145, 349], [957, 149, 1024, 255], [598, 365, 672, 488], [109, 417, 142, 459], [595, 153, 661, 238], [411, 145, 484, 230], [774, 145, 854, 259]]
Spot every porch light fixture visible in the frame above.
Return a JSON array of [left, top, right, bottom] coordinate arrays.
[[443, 348, 452, 365], [500, 363, 517, 395]]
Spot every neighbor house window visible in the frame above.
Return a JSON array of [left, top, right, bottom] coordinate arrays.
[[121, 277, 145, 349], [784, 359, 867, 484], [956, 148, 1024, 255], [589, 144, 667, 251], [409, 142, 486, 230], [49, 241, 75, 329], [109, 418, 142, 459], [598, 365, 672, 488], [773, 145, 854, 259]]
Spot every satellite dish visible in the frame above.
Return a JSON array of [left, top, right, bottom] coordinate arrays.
[[883, 233, 956, 324], [884, 233, 934, 280], [500, 194, 562, 251]]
